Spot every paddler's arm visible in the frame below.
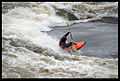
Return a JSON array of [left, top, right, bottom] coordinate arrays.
[[63, 32, 71, 38]]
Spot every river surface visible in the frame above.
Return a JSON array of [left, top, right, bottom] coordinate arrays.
[[48, 21, 118, 58]]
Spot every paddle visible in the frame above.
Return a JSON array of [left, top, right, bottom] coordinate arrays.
[[67, 22, 75, 43]]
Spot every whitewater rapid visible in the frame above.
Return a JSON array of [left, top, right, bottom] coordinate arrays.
[[2, 2, 118, 78]]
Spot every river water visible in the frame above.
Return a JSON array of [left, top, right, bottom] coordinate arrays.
[[2, 2, 118, 78], [47, 21, 118, 58]]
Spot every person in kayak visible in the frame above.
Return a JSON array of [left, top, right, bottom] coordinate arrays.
[[59, 32, 76, 52], [59, 32, 86, 52]]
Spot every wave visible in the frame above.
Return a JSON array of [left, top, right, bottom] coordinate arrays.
[[2, 34, 118, 78]]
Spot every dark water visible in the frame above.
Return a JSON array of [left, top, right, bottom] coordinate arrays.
[[47, 21, 118, 58]]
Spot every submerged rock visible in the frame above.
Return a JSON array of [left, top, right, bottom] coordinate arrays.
[[56, 8, 79, 20]]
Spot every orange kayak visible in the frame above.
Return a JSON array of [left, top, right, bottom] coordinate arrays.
[[64, 40, 86, 51]]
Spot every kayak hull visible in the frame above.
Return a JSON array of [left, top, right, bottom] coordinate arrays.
[[72, 41, 86, 50], [64, 40, 86, 52]]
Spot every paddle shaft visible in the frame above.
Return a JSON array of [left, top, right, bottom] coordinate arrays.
[[67, 23, 75, 42]]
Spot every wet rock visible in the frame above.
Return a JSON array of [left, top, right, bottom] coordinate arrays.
[[56, 8, 79, 20], [100, 17, 118, 24]]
